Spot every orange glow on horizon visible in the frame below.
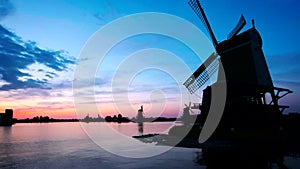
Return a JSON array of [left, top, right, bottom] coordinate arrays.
[[11, 103, 185, 120], [13, 107, 77, 119]]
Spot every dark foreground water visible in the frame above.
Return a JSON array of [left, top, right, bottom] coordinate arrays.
[[0, 122, 204, 169]]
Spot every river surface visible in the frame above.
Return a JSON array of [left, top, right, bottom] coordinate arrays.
[[1, 122, 299, 169], [0, 122, 203, 169]]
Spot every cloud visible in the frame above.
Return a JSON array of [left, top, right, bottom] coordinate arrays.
[[267, 53, 300, 83], [267, 53, 300, 112], [0, 73, 10, 87], [93, 0, 121, 25], [0, 0, 15, 20], [0, 25, 75, 90]]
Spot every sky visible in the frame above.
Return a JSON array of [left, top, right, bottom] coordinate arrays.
[[0, 0, 300, 119]]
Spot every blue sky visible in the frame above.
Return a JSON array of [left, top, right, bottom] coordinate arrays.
[[0, 0, 300, 118]]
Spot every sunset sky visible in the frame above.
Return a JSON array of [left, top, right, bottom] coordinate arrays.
[[1, 0, 299, 119]]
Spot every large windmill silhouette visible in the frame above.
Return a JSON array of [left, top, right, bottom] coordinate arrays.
[[184, 0, 292, 140]]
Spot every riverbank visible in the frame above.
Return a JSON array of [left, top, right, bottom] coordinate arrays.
[[12, 116, 177, 123]]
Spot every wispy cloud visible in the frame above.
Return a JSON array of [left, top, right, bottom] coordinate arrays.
[[0, 0, 15, 20], [0, 25, 75, 90], [268, 53, 300, 83], [267, 53, 300, 113], [92, 0, 122, 25]]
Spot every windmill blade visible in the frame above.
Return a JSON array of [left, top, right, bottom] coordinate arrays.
[[188, 0, 218, 48], [183, 53, 218, 90], [189, 108, 196, 114], [227, 14, 246, 39], [185, 103, 196, 114], [184, 53, 219, 94]]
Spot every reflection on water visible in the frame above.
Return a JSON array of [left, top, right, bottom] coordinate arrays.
[[1, 122, 299, 168], [195, 148, 278, 169], [109, 121, 173, 136], [193, 143, 300, 169], [0, 122, 202, 169], [138, 122, 144, 135], [81, 122, 177, 158]]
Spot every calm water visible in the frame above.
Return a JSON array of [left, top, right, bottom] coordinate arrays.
[[0, 122, 203, 169]]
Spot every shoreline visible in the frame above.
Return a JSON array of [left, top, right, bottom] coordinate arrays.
[[12, 119, 177, 124]]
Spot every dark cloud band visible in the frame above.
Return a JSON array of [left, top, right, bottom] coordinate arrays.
[[0, 25, 75, 90]]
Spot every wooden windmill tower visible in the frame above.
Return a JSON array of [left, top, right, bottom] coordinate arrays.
[[184, 0, 292, 139]]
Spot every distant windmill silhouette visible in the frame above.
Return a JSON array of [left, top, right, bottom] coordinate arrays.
[[184, 102, 196, 115], [184, 0, 292, 141], [181, 102, 192, 124]]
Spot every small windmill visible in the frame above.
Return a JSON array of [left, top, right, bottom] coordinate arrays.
[[183, 102, 196, 116], [184, 0, 292, 138], [180, 102, 195, 124]]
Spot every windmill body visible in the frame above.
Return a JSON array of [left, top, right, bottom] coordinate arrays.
[[217, 28, 272, 87], [185, 0, 292, 140]]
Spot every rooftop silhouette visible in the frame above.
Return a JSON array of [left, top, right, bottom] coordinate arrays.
[[0, 109, 13, 126]]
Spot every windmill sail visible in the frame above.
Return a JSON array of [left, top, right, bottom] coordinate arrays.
[[183, 52, 218, 94], [227, 14, 246, 39], [188, 0, 218, 48]]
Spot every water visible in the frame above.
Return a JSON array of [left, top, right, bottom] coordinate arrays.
[[0, 122, 203, 169], [1, 122, 300, 169]]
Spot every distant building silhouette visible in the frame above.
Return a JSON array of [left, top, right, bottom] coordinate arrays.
[[0, 109, 13, 126], [117, 114, 123, 123], [104, 114, 130, 123], [136, 105, 144, 122]]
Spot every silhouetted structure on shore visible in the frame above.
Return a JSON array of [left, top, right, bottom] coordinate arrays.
[[281, 113, 300, 157], [136, 105, 144, 122], [183, 0, 292, 142], [184, 0, 295, 167], [14, 113, 175, 123], [104, 114, 131, 123], [81, 114, 104, 122], [134, 0, 296, 168], [192, 112, 300, 168], [0, 109, 13, 126], [16, 116, 79, 123], [132, 106, 176, 123], [184, 0, 293, 167]]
